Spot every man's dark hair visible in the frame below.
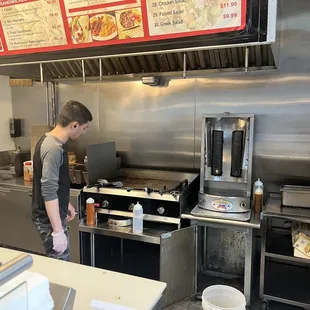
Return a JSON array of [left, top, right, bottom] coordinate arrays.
[[58, 100, 93, 127]]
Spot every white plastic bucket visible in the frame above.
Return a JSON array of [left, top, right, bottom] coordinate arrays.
[[202, 285, 246, 310]]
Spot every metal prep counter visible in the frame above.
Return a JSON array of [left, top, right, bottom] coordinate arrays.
[[260, 193, 310, 309], [0, 177, 82, 263], [182, 211, 261, 307]]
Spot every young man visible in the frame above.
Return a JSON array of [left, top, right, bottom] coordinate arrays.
[[32, 100, 92, 261]]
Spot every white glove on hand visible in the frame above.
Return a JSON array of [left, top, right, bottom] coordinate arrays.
[[52, 230, 67, 254]]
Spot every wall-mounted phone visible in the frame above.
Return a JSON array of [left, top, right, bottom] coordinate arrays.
[[9, 118, 21, 138]]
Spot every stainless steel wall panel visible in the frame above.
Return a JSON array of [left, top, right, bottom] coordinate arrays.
[[206, 228, 245, 276], [278, 0, 310, 73], [11, 82, 47, 150], [57, 82, 100, 161], [12, 71, 310, 192], [97, 79, 196, 170], [195, 73, 310, 194]]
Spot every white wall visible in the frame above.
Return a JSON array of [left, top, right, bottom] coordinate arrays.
[[0, 75, 14, 151]]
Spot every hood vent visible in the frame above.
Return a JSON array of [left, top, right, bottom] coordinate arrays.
[[42, 45, 275, 81]]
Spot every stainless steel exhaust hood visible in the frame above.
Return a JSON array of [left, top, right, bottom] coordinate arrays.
[[47, 45, 275, 78], [0, 44, 276, 81]]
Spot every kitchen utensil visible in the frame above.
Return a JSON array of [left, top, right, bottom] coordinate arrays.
[[88, 179, 123, 188], [107, 216, 132, 227]]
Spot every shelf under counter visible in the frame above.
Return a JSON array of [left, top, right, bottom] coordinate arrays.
[[263, 261, 310, 308], [79, 219, 175, 245], [83, 185, 181, 202], [266, 228, 310, 265], [96, 208, 181, 226]]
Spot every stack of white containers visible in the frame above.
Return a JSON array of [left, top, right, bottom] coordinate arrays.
[[0, 271, 54, 310]]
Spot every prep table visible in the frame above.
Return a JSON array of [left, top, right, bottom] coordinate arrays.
[[182, 211, 261, 307], [0, 247, 166, 310]]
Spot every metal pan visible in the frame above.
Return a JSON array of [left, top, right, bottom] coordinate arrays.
[[281, 185, 310, 208]]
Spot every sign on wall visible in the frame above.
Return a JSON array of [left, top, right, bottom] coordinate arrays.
[[0, 0, 246, 55]]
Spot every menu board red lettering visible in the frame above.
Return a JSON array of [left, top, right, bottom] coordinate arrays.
[[0, 0, 246, 55]]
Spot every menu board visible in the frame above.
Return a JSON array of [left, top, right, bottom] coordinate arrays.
[[0, 0, 246, 56]]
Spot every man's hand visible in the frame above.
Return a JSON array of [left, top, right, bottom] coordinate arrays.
[[52, 230, 68, 254], [67, 203, 77, 221]]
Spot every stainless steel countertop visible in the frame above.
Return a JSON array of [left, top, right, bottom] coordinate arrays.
[[264, 193, 310, 223], [181, 210, 261, 229], [0, 177, 32, 189], [0, 177, 81, 195]]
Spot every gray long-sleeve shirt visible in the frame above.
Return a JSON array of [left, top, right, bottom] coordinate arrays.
[[32, 133, 70, 223], [40, 135, 64, 202]]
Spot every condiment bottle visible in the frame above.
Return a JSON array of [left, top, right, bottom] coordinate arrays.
[[86, 197, 96, 226], [133, 201, 143, 234], [23, 161, 33, 182], [253, 178, 264, 213]]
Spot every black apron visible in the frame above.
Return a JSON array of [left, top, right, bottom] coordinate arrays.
[[32, 135, 70, 224]]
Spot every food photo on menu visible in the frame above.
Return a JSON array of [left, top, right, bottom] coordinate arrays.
[[115, 8, 144, 40], [68, 6, 145, 44], [90, 12, 118, 41], [69, 15, 93, 44]]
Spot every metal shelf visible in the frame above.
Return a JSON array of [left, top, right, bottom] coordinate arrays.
[[79, 219, 174, 245], [96, 208, 181, 225], [84, 185, 181, 202], [263, 261, 310, 308], [266, 229, 310, 265], [265, 252, 310, 265]]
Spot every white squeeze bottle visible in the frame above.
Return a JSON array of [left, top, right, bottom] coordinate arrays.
[[253, 178, 264, 198], [133, 201, 143, 234]]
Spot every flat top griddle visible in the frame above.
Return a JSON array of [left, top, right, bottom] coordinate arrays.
[[109, 177, 181, 192]]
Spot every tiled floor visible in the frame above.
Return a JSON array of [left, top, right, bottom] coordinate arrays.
[[164, 272, 303, 310], [165, 297, 301, 310], [164, 274, 301, 310]]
